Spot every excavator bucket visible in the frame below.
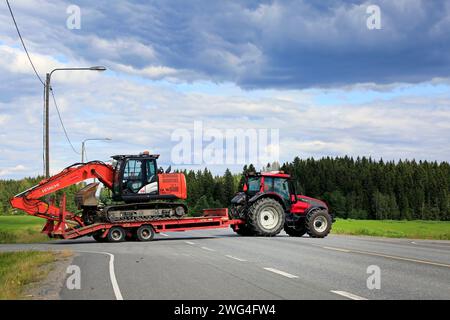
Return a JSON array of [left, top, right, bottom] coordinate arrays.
[[75, 182, 99, 209]]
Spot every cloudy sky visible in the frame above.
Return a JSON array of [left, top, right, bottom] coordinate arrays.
[[1, 0, 450, 178]]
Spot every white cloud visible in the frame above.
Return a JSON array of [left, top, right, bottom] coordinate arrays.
[[0, 165, 27, 177]]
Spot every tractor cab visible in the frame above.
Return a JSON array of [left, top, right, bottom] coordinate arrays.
[[243, 171, 296, 210]]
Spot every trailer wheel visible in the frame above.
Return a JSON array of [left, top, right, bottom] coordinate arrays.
[[284, 221, 306, 237], [107, 226, 126, 242], [93, 232, 106, 242], [136, 225, 155, 241], [305, 209, 332, 238], [247, 198, 285, 236]]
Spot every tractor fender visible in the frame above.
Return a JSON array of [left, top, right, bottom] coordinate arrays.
[[248, 192, 287, 211], [304, 206, 335, 222]]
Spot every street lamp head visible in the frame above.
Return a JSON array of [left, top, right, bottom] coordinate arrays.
[[89, 66, 107, 71]]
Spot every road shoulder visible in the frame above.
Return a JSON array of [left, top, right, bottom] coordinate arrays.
[[24, 250, 74, 300]]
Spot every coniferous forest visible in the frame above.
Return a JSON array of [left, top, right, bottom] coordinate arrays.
[[1, 156, 449, 220]]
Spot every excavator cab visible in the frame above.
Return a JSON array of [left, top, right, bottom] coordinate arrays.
[[111, 153, 187, 203]]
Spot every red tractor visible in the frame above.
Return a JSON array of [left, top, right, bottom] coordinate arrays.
[[230, 171, 333, 237]]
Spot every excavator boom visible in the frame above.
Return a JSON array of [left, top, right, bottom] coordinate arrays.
[[10, 161, 114, 223]]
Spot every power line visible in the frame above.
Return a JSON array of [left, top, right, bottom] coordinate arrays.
[[5, 0, 45, 86], [50, 87, 80, 155]]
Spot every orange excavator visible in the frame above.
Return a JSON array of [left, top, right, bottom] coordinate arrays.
[[10, 152, 187, 229]]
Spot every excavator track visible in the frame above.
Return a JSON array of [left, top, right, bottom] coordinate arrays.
[[105, 202, 187, 223]]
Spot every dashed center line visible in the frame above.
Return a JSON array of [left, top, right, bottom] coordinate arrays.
[[263, 267, 298, 278], [185, 241, 196, 245], [201, 246, 216, 252], [225, 255, 247, 262], [323, 246, 350, 253], [159, 233, 169, 237], [331, 290, 368, 300]]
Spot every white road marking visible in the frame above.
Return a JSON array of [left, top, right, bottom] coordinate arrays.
[[320, 245, 450, 268], [159, 233, 169, 237], [331, 290, 368, 300], [76, 251, 123, 300], [263, 267, 298, 279], [323, 246, 350, 253], [185, 241, 196, 245], [225, 255, 247, 262], [201, 246, 216, 252]]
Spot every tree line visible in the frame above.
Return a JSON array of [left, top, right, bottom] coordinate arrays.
[[1, 156, 449, 220], [281, 156, 450, 221]]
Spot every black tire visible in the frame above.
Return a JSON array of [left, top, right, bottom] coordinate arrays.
[[284, 221, 306, 237], [107, 226, 126, 242], [234, 224, 255, 236], [305, 209, 332, 238], [135, 225, 155, 241], [92, 232, 106, 242], [247, 198, 285, 236]]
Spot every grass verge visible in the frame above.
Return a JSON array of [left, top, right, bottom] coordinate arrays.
[[332, 218, 450, 240], [0, 216, 48, 244], [0, 251, 56, 299]]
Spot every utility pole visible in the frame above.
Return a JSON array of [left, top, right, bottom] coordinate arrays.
[[45, 73, 50, 178], [43, 66, 106, 178]]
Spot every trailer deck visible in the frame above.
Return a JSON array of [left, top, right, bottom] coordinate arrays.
[[47, 208, 244, 241]]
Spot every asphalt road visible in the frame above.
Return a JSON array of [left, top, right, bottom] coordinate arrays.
[[1, 229, 449, 300]]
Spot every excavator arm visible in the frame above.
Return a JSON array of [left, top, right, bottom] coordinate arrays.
[[10, 161, 114, 226]]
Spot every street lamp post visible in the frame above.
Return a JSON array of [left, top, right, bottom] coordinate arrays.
[[44, 66, 106, 178], [81, 138, 112, 163]]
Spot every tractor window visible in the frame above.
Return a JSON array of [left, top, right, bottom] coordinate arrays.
[[263, 177, 274, 192], [247, 177, 261, 193], [274, 178, 290, 201]]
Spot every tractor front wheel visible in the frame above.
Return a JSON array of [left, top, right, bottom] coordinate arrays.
[[248, 198, 285, 236], [305, 209, 332, 238]]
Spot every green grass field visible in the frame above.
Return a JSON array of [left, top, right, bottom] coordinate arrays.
[[0, 251, 56, 299], [332, 218, 450, 240], [0, 216, 48, 244]]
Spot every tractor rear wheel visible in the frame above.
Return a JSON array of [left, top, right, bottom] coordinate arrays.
[[247, 198, 285, 236], [234, 224, 255, 236], [284, 221, 306, 237], [305, 209, 332, 238]]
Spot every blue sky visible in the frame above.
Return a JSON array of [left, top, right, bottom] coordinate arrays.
[[0, 0, 449, 178]]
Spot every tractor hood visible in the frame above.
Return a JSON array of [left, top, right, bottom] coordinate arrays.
[[296, 195, 328, 209]]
